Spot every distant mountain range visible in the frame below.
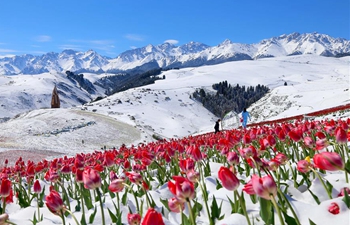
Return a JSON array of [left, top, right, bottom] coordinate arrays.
[[0, 32, 349, 75]]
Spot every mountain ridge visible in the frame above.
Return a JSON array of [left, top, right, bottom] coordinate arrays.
[[0, 32, 349, 75]]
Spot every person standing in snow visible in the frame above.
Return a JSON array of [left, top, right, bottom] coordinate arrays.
[[214, 119, 221, 133], [241, 108, 250, 128]]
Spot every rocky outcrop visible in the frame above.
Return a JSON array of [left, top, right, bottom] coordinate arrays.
[[51, 85, 60, 108]]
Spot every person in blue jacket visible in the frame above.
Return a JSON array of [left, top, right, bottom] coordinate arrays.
[[241, 108, 250, 128]]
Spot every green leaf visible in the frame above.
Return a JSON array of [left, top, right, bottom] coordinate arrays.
[[342, 189, 350, 208], [89, 206, 97, 224], [309, 219, 317, 225], [282, 211, 298, 225], [216, 179, 222, 190], [82, 188, 94, 210], [159, 198, 170, 211], [259, 198, 273, 225], [107, 208, 118, 223], [122, 190, 128, 206], [75, 200, 81, 212], [308, 189, 321, 205], [210, 195, 223, 221]]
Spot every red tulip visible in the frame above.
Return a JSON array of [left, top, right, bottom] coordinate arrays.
[[0, 178, 11, 197], [251, 174, 277, 200], [335, 127, 347, 143], [288, 129, 302, 142], [218, 166, 240, 191], [313, 152, 344, 171], [141, 208, 165, 225], [168, 176, 195, 202], [45, 190, 64, 216], [328, 202, 340, 214], [33, 180, 42, 194], [127, 213, 141, 225], [338, 187, 350, 197], [242, 179, 255, 195], [186, 145, 203, 161], [83, 168, 101, 189]]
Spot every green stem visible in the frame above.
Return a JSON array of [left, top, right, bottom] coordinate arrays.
[[198, 181, 212, 225], [277, 189, 301, 225], [60, 209, 66, 225], [96, 188, 106, 225], [65, 208, 81, 225], [235, 190, 251, 225], [80, 183, 86, 225], [2, 198, 6, 214], [311, 168, 332, 199], [270, 196, 285, 225], [36, 195, 41, 221], [186, 200, 196, 225]]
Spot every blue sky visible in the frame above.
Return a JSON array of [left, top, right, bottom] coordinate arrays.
[[0, 0, 349, 57]]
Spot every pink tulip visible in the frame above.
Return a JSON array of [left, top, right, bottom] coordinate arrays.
[[227, 151, 239, 166], [297, 160, 312, 173], [218, 166, 240, 191], [186, 170, 200, 183], [168, 197, 185, 213], [251, 174, 277, 200], [168, 176, 195, 202], [125, 171, 143, 185], [127, 213, 141, 225], [274, 153, 288, 165], [313, 152, 344, 171], [83, 168, 101, 189], [108, 178, 125, 192]]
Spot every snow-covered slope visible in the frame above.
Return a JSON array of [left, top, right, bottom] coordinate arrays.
[[0, 55, 349, 156]]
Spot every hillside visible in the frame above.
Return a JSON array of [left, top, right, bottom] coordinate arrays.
[[0, 55, 348, 159]]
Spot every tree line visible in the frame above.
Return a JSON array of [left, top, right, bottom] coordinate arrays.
[[192, 80, 269, 118]]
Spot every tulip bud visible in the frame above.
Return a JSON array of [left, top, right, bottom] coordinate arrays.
[[141, 208, 165, 225], [251, 174, 277, 200], [45, 190, 64, 216], [0, 178, 12, 197], [218, 166, 240, 191], [33, 180, 42, 194], [313, 152, 344, 171], [168, 197, 185, 213], [83, 168, 101, 189], [297, 160, 312, 173]]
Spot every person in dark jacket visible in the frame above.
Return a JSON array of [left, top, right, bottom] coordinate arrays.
[[214, 119, 221, 133]]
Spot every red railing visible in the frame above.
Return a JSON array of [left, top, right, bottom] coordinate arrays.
[[248, 103, 350, 127]]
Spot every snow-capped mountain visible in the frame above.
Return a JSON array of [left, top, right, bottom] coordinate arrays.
[[0, 32, 349, 75]]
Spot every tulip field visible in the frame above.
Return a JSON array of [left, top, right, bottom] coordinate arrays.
[[0, 111, 350, 224]]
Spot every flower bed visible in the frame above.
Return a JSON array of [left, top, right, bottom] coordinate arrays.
[[0, 113, 349, 224]]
